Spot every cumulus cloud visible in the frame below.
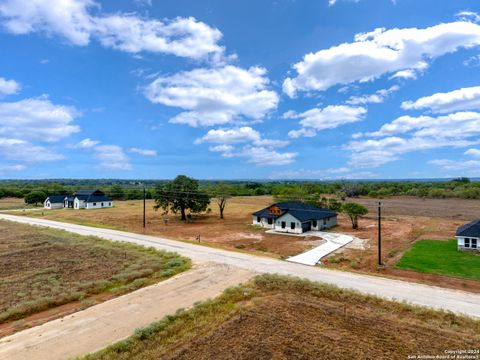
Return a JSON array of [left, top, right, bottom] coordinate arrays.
[[144, 66, 279, 127], [73, 138, 99, 149], [0, 97, 80, 142], [94, 145, 132, 170], [0, 137, 65, 162], [401, 86, 480, 113], [346, 85, 399, 105], [195, 126, 293, 165], [464, 148, 480, 157], [285, 105, 367, 138], [0, 0, 225, 60], [0, 164, 25, 175], [346, 112, 480, 167], [429, 158, 480, 172], [0, 77, 20, 95], [129, 147, 157, 156], [283, 21, 480, 97]]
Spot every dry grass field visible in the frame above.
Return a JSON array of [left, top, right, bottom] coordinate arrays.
[[13, 195, 480, 291], [83, 274, 480, 360], [0, 220, 190, 336], [0, 197, 31, 210]]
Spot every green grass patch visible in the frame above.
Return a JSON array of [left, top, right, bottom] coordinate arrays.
[[396, 239, 480, 280]]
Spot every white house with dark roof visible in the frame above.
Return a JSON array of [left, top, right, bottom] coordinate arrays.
[[456, 220, 480, 252], [252, 202, 337, 234], [44, 190, 113, 210], [44, 195, 67, 209]]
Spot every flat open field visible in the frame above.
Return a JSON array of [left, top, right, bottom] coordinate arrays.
[[84, 274, 480, 360], [0, 197, 31, 210], [396, 240, 480, 280], [13, 195, 480, 290], [0, 220, 190, 336]]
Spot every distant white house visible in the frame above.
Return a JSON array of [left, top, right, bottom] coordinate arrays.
[[44, 190, 113, 210], [44, 195, 67, 209], [252, 202, 337, 234], [456, 220, 480, 252]]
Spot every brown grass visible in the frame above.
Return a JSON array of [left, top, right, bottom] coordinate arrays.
[[82, 274, 480, 360], [0, 220, 190, 330], [13, 195, 480, 291]]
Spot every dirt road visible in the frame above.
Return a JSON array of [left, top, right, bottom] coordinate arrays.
[[0, 262, 254, 360], [0, 214, 479, 359]]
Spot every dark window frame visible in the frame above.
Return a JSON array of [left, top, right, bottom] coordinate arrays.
[[291, 222, 296, 230]]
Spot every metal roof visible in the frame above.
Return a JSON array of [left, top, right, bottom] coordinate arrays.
[[456, 220, 480, 237], [46, 195, 67, 203], [253, 201, 337, 222]]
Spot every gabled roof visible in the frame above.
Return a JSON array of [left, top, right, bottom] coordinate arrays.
[[46, 195, 66, 203], [253, 201, 337, 222], [456, 220, 480, 237], [75, 189, 105, 196]]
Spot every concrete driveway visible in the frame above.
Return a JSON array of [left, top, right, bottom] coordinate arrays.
[[0, 214, 479, 359], [286, 231, 354, 265]]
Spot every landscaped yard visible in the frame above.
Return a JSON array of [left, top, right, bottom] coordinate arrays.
[[396, 239, 480, 280], [82, 274, 480, 360], [0, 220, 190, 333]]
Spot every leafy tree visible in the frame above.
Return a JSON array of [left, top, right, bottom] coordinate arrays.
[[342, 202, 368, 229], [216, 183, 231, 219], [126, 189, 143, 200], [109, 185, 125, 200], [154, 175, 210, 221], [24, 190, 47, 206]]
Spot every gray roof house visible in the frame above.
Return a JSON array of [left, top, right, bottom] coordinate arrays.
[[45, 190, 113, 210], [252, 202, 337, 234], [456, 220, 480, 251]]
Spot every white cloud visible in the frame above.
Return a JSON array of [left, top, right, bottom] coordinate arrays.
[[0, 164, 25, 175], [145, 66, 278, 127], [464, 148, 480, 157], [73, 138, 99, 149], [0, 77, 20, 95], [328, 0, 360, 6], [346, 85, 399, 105], [129, 147, 157, 156], [94, 145, 132, 171], [283, 21, 480, 97], [0, 97, 80, 142], [346, 112, 480, 167], [286, 105, 366, 138], [456, 11, 480, 24], [269, 167, 376, 180], [241, 146, 297, 166], [0, 137, 65, 162], [401, 86, 480, 113], [429, 158, 480, 172], [0, 0, 225, 60], [209, 144, 234, 155], [463, 54, 480, 67], [389, 69, 417, 80]]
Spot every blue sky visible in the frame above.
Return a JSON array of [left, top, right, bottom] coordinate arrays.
[[1, 0, 480, 179]]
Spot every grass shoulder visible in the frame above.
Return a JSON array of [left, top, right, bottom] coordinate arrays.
[[80, 274, 480, 360], [0, 220, 191, 326]]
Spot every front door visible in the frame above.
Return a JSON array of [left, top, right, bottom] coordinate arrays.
[[281, 221, 286, 229]]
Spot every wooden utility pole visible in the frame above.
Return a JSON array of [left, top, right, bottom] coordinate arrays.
[[378, 201, 382, 266], [143, 187, 146, 229]]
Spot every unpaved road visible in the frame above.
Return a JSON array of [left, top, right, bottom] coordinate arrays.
[[0, 214, 479, 359], [0, 262, 254, 360]]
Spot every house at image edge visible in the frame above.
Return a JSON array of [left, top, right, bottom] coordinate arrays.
[[44, 190, 113, 210], [252, 202, 337, 234], [455, 220, 480, 252]]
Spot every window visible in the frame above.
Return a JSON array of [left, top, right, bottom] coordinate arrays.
[[323, 218, 327, 225], [101, 202, 104, 207], [472, 238, 478, 249], [312, 220, 317, 227], [109, 202, 111, 206], [465, 238, 470, 248], [257, 216, 261, 222], [291, 222, 295, 230], [267, 218, 273, 225], [281, 221, 286, 229], [93, 202, 96, 206]]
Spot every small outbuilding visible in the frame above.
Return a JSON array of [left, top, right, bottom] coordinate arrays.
[[252, 202, 337, 234], [456, 220, 480, 252], [44, 195, 67, 209]]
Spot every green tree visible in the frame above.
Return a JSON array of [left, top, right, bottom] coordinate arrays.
[[342, 202, 368, 229], [154, 175, 210, 221], [216, 183, 231, 219], [109, 185, 125, 200], [24, 190, 47, 206]]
